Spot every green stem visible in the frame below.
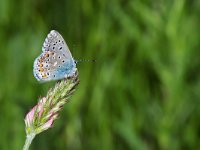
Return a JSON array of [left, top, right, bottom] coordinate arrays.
[[23, 133, 36, 150]]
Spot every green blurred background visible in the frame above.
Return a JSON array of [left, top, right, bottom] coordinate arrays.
[[0, 0, 200, 149]]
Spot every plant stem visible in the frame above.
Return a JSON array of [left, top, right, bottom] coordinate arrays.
[[23, 133, 36, 150]]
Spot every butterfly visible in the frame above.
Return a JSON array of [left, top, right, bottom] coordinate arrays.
[[33, 30, 77, 82]]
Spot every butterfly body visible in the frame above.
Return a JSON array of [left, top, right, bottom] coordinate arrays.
[[33, 30, 77, 82]]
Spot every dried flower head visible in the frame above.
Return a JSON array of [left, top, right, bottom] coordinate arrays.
[[23, 72, 79, 150]]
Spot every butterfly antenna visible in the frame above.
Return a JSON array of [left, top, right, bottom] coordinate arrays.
[[75, 59, 96, 64]]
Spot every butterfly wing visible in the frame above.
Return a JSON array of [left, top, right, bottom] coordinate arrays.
[[33, 30, 77, 82], [42, 30, 73, 59]]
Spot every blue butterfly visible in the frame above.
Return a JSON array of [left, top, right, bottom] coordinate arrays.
[[33, 30, 77, 82]]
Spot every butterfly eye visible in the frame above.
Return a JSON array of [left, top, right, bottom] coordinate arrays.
[[59, 47, 62, 50], [58, 56, 61, 59], [59, 40, 60, 42], [58, 65, 61, 68], [62, 60, 65, 63]]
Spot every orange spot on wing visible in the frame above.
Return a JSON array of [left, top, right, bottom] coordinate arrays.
[[39, 68, 44, 72], [42, 74, 47, 78], [39, 64, 43, 67], [45, 53, 49, 57], [38, 57, 45, 63], [40, 56, 45, 60]]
